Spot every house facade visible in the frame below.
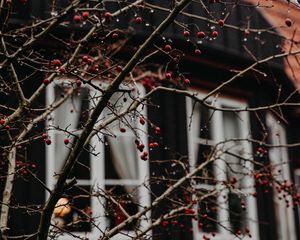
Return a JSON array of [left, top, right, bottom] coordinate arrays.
[[1, 1, 300, 239]]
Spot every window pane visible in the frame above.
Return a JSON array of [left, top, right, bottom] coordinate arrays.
[[224, 150, 245, 189], [105, 185, 139, 230], [69, 147, 91, 180], [194, 144, 215, 184], [228, 192, 246, 232], [197, 192, 218, 233], [53, 185, 91, 232], [105, 136, 139, 180], [223, 111, 245, 188], [193, 102, 213, 140], [54, 86, 89, 130], [54, 134, 90, 180], [223, 111, 241, 140]]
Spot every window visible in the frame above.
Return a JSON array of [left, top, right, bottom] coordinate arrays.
[[266, 113, 296, 240], [294, 170, 300, 233], [186, 93, 259, 240], [46, 80, 150, 239]]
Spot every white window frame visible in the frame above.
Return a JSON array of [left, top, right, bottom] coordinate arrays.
[[186, 91, 259, 240], [266, 113, 296, 240], [46, 79, 151, 239], [294, 169, 300, 233]]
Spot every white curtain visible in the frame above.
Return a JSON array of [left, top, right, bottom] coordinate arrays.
[[107, 135, 138, 180], [104, 90, 139, 199], [54, 91, 82, 173]]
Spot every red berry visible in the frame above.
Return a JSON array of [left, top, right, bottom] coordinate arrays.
[[164, 44, 172, 52], [43, 79, 50, 85], [120, 127, 126, 133], [104, 11, 112, 19], [135, 16, 142, 24], [64, 138, 70, 145], [184, 78, 190, 84], [52, 59, 61, 66], [82, 11, 89, 20], [251, 192, 257, 197], [172, 220, 178, 225], [0, 119, 6, 125], [41, 133, 47, 139], [76, 80, 82, 87], [162, 221, 169, 227], [5, 125, 10, 130], [87, 58, 93, 65], [194, 49, 201, 55], [112, 33, 119, 39], [59, 67, 66, 74], [116, 65, 123, 72], [285, 18, 293, 27], [183, 30, 190, 38], [196, 31, 206, 39], [149, 142, 158, 148], [73, 15, 81, 23], [82, 55, 88, 62], [244, 29, 250, 37], [218, 19, 224, 26], [45, 139, 52, 145], [155, 126, 161, 134], [211, 31, 218, 38], [137, 143, 145, 152], [139, 117, 145, 125], [143, 151, 148, 156], [165, 72, 172, 79], [140, 154, 148, 161]]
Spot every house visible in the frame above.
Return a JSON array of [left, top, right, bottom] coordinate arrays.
[[1, 0, 300, 239]]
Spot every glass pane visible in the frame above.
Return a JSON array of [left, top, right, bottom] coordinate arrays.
[[223, 111, 245, 188], [228, 192, 246, 232], [105, 136, 139, 180], [69, 147, 91, 180], [193, 102, 213, 140], [223, 111, 241, 140], [54, 134, 90, 180], [224, 149, 245, 189], [194, 144, 215, 184], [102, 88, 140, 131], [197, 192, 218, 232], [105, 185, 139, 230], [53, 185, 91, 232], [54, 86, 89, 130]]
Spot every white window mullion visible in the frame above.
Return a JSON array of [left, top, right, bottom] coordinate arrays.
[[137, 90, 151, 232], [45, 81, 56, 197], [91, 133, 106, 235], [240, 110, 259, 240], [213, 104, 230, 234]]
